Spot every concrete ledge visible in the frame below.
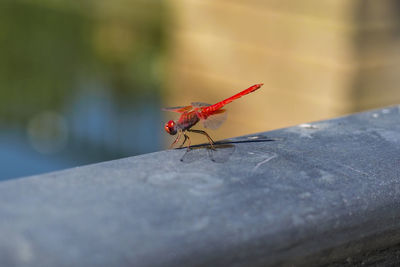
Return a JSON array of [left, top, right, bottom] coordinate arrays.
[[1, 106, 400, 266]]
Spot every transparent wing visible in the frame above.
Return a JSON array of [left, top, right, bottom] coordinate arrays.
[[191, 102, 211, 108], [202, 109, 227, 130], [162, 105, 193, 113]]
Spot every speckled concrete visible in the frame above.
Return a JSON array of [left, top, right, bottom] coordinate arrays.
[[1, 106, 400, 266]]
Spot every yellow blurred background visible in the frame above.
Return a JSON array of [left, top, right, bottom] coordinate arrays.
[[165, 0, 400, 144], [1, 0, 400, 179]]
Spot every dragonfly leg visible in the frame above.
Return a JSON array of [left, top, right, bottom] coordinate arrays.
[[188, 129, 216, 150], [182, 133, 191, 151], [169, 131, 182, 149], [179, 133, 188, 148]]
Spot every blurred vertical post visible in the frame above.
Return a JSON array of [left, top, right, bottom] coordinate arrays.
[[165, 0, 400, 143]]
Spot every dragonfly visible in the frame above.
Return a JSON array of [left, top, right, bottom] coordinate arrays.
[[163, 83, 263, 150]]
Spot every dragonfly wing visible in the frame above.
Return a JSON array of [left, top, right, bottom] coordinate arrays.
[[162, 105, 193, 113], [202, 109, 227, 130], [191, 102, 211, 108]]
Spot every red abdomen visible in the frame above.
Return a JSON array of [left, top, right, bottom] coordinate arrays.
[[201, 83, 263, 116]]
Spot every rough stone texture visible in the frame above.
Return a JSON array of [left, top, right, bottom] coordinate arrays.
[[1, 106, 400, 267]]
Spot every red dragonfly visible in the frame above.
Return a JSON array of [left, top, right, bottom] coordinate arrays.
[[163, 83, 263, 149]]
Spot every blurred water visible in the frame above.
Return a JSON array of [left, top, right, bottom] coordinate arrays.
[[0, 130, 74, 180], [0, 0, 166, 180], [0, 89, 163, 181]]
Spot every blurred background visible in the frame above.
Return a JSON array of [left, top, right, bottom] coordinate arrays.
[[1, 0, 400, 180]]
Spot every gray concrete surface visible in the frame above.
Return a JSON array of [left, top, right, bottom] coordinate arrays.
[[1, 106, 400, 266]]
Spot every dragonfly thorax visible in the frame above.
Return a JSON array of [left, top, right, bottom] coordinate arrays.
[[164, 120, 177, 135]]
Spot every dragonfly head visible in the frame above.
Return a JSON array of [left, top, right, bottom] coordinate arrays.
[[165, 120, 177, 135]]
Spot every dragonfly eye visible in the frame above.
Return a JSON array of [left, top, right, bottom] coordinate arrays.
[[165, 120, 177, 135]]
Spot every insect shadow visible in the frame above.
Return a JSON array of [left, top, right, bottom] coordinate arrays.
[[179, 136, 279, 163], [180, 143, 236, 163]]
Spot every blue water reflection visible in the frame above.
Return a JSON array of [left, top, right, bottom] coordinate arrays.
[[0, 131, 73, 180], [0, 90, 163, 181], [0, 1, 166, 180]]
